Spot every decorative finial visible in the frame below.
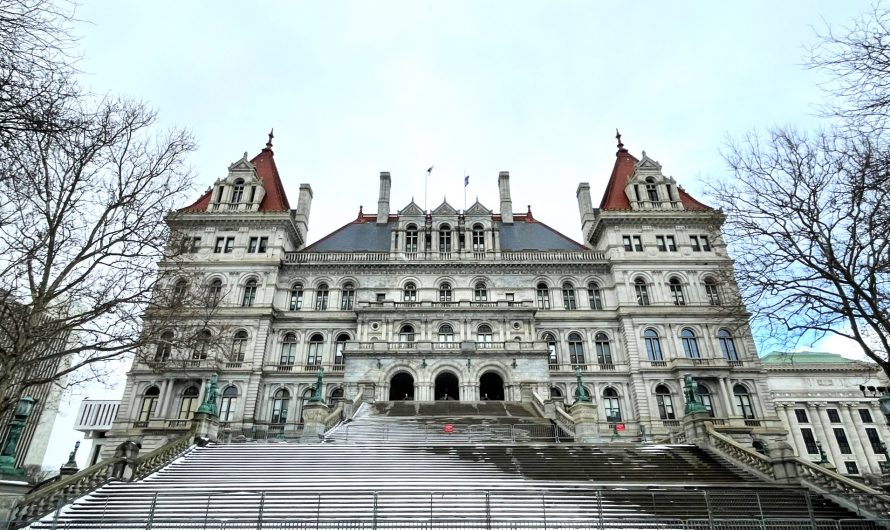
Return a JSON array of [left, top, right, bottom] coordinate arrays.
[[266, 128, 274, 150], [615, 129, 624, 150]]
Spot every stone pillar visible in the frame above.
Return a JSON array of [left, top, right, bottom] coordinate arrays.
[[300, 402, 331, 443], [110, 441, 140, 481], [570, 401, 600, 444], [682, 411, 712, 445], [192, 412, 219, 444], [768, 440, 800, 484], [841, 403, 870, 471]]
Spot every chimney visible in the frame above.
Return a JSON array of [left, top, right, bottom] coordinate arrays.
[[498, 171, 513, 224], [576, 182, 595, 246], [294, 183, 313, 247], [377, 172, 391, 224]]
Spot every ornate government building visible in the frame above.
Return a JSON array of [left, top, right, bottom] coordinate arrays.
[[94, 135, 888, 479]]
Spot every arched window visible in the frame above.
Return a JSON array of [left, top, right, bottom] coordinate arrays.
[[289, 283, 304, 310], [270, 388, 290, 425], [172, 279, 188, 305], [220, 386, 238, 422], [405, 224, 419, 253], [603, 387, 622, 422], [438, 324, 454, 343], [231, 178, 245, 203], [399, 324, 415, 343], [315, 283, 329, 310], [698, 384, 714, 417], [438, 282, 452, 302], [644, 329, 663, 361], [536, 283, 551, 309], [192, 329, 211, 360], [645, 177, 659, 202], [155, 331, 174, 361], [280, 333, 298, 365], [680, 328, 700, 359], [562, 282, 577, 309], [207, 278, 223, 306], [231, 330, 248, 361], [669, 277, 686, 306], [655, 384, 675, 420], [306, 333, 323, 366], [340, 283, 355, 310], [634, 277, 651, 306], [474, 282, 488, 302], [587, 281, 603, 310], [477, 324, 493, 344], [718, 329, 739, 361], [334, 333, 349, 366], [139, 386, 160, 422], [543, 332, 558, 365], [734, 384, 755, 419], [568, 332, 585, 366], [595, 332, 613, 366], [472, 224, 485, 252], [403, 282, 417, 303], [331, 387, 345, 401], [439, 224, 452, 252], [704, 277, 721, 305], [242, 278, 257, 307], [178, 386, 200, 420], [550, 386, 563, 399]]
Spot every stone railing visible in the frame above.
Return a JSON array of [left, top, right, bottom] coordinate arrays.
[[344, 340, 547, 354], [284, 250, 606, 264], [323, 401, 346, 431], [554, 407, 577, 439], [704, 423, 890, 519], [12, 430, 195, 527], [705, 424, 775, 479], [529, 391, 547, 418]]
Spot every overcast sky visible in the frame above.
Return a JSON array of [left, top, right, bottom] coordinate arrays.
[[43, 0, 873, 469]]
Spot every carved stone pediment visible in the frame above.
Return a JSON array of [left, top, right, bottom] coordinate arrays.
[[432, 200, 458, 216], [465, 200, 491, 216], [399, 201, 425, 216]]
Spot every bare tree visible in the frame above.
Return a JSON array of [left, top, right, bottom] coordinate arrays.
[[808, 3, 890, 131], [0, 98, 197, 419], [708, 127, 890, 378]]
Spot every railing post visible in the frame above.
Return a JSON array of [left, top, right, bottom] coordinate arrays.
[[541, 490, 548, 530], [146, 492, 157, 530], [597, 490, 604, 530], [485, 490, 491, 530], [373, 491, 378, 530], [804, 492, 816, 530], [255, 491, 265, 530], [755, 491, 765, 530], [703, 490, 714, 530]]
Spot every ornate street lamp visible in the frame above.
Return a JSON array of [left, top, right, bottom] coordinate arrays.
[[0, 396, 36, 476]]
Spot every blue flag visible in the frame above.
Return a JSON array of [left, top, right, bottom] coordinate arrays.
[[464, 175, 469, 186]]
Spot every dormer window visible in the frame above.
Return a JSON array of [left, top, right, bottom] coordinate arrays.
[[231, 179, 245, 203], [645, 178, 658, 202]]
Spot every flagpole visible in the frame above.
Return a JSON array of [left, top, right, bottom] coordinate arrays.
[[424, 170, 428, 212], [463, 169, 466, 211]]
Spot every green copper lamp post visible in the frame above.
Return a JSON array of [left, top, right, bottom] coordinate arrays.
[[0, 396, 36, 476]]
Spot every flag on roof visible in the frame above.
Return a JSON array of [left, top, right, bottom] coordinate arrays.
[[464, 175, 469, 186]]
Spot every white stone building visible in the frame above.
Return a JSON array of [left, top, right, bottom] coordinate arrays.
[[101, 135, 791, 455], [764, 351, 890, 480]]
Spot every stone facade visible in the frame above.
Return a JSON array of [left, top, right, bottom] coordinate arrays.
[[102, 138, 789, 457]]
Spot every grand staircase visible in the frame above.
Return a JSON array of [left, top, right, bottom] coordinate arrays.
[[20, 401, 884, 529]]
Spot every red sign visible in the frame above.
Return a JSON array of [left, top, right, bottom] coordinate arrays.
[[615, 424, 626, 431], [443, 424, 454, 434]]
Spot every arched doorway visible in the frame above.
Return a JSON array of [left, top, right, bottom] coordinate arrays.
[[435, 372, 459, 400], [479, 372, 505, 401], [389, 372, 415, 400]]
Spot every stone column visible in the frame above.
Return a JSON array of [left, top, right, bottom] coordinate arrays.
[[719, 377, 734, 417], [570, 401, 600, 443], [300, 401, 331, 443], [777, 403, 806, 457], [841, 403, 870, 471], [813, 404, 841, 468]]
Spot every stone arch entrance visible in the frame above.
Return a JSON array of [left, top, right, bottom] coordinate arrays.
[[434, 372, 459, 400], [479, 371, 505, 401], [389, 372, 415, 400]]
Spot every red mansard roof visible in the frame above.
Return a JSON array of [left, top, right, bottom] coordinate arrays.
[[179, 144, 291, 213], [599, 145, 711, 211]]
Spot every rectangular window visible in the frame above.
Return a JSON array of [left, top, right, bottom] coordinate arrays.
[[258, 236, 268, 253], [656, 235, 667, 252], [181, 237, 201, 253], [859, 409, 874, 423], [794, 409, 809, 423], [376, 293, 385, 302], [248, 237, 258, 253], [655, 235, 677, 252], [800, 428, 819, 454], [700, 235, 711, 251], [622, 235, 633, 251], [844, 461, 859, 475], [666, 235, 676, 251], [827, 409, 841, 423], [833, 428, 852, 454], [632, 235, 643, 251], [690, 235, 700, 252], [865, 428, 884, 453], [505, 293, 514, 302], [214, 237, 225, 253], [224, 237, 235, 253]]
